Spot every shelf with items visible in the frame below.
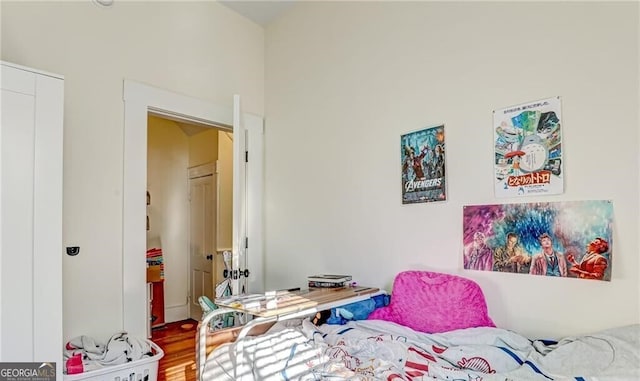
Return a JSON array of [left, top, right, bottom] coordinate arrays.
[[146, 246, 164, 328], [146, 247, 164, 282]]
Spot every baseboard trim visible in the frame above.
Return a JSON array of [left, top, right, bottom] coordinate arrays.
[[164, 304, 188, 323]]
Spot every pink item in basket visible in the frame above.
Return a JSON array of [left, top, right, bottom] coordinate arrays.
[[66, 353, 84, 375], [368, 270, 495, 333]]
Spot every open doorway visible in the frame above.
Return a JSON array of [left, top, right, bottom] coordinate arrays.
[[123, 80, 264, 339], [146, 116, 234, 327]]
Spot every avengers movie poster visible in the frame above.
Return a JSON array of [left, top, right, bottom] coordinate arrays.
[[401, 125, 446, 204], [494, 96, 563, 198], [462, 200, 613, 281]]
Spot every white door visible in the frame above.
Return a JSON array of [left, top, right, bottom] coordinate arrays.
[[188, 172, 216, 319], [231, 95, 265, 295], [1, 67, 36, 361], [1, 62, 63, 379], [231, 95, 247, 295]]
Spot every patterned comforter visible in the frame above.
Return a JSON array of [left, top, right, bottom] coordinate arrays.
[[202, 319, 640, 381]]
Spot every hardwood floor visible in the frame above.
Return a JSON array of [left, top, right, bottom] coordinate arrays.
[[151, 317, 272, 381], [152, 319, 198, 381]]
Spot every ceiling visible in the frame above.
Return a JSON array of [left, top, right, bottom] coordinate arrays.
[[219, 1, 295, 26]]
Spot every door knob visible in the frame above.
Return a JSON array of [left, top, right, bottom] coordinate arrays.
[[206, 254, 213, 260]]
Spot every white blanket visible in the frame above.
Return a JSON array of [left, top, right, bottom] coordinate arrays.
[[64, 332, 152, 374], [202, 320, 640, 381]]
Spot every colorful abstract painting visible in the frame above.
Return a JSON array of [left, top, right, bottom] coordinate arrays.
[[462, 200, 613, 281]]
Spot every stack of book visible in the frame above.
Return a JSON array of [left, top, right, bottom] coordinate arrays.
[[146, 247, 164, 282], [307, 274, 352, 288]]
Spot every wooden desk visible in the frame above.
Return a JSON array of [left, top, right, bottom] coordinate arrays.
[[214, 286, 379, 317]]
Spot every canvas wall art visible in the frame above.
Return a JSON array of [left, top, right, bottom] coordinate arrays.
[[401, 125, 446, 204], [494, 96, 563, 198], [462, 200, 613, 281]]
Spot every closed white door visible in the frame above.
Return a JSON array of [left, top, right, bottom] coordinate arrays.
[[189, 174, 216, 319], [1, 70, 36, 361], [1, 62, 63, 379]]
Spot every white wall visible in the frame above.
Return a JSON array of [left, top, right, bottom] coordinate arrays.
[[1, 1, 264, 341], [189, 128, 219, 168], [265, 2, 639, 339], [147, 116, 190, 321], [1, 0, 637, 343]]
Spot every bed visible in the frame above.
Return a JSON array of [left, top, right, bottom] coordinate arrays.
[[197, 271, 640, 380]]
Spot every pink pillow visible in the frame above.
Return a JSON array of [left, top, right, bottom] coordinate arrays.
[[368, 270, 495, 333]]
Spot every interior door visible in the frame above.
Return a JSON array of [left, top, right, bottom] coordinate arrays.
[[189, 173, 216, 319], [231, 95, 247, 295], [1, 62, 63, 378], [2, 69, 36, 360]]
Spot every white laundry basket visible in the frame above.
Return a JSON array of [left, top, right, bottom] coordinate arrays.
[[63, 340, 164, 381]]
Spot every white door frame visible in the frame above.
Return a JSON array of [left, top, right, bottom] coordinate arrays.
[[122, 80, 263, 338]]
